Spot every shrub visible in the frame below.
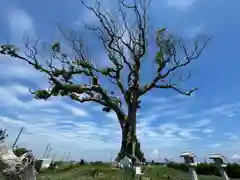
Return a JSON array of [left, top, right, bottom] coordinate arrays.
[[79, 159, 85, 165], [226, 163, 240, 178], [168, 162, 240, 178], [48, 162, 57, 170], [35, 159, 43, 172]]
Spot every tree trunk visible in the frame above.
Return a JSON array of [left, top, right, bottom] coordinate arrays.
[[116, 121, 144, 162], [0, 144, 37, 180], [116, 91, 145, 163]]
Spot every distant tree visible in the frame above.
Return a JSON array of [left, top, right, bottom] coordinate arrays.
[[35, 159, 44, 172], [0, 129, 8, 143], [0, 0, 209, 162], [79, 159, 85, 165]]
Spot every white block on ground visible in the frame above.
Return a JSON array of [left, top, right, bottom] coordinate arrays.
[[135, 166, 143, 175]]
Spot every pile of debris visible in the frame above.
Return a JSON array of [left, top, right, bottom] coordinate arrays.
[[0, 143, 37, 180]]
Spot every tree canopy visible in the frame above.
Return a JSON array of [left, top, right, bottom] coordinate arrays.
[[0, 0, 210, 161]]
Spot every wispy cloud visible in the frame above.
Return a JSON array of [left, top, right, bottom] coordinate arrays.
[[1, 0, 240, 162], [192, 118, 211, 128], [7, 7, 35, 42], [165, 0, 196, 10], [204, 103, 239, 117], [231, 154, 240, 161], [205, 143, 221, 148], [202, 128, 215, 134], [184, 25, 205, 39], [224, 132, 240, 141], [63, 104, 89, 117]]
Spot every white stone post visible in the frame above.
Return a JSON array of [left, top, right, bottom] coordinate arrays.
[[189, 166, 198, 180], [209, 154, 230, 180], [219, 167, 230, 180], [180, 152, 198, 180]]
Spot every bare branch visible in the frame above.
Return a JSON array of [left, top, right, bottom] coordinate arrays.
[[80, 0, 150, 103], [155, 84, 198, 96], [138, 32, 210, 96]]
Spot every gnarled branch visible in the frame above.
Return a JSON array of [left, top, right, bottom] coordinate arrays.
[[0, 42, 126, 123], [138, 31, 210, 97]]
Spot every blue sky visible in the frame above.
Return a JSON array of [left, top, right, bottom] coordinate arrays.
[[0, 0, 240, 162]]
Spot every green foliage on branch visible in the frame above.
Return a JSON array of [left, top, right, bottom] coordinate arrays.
[[0, 129, 8, 143]]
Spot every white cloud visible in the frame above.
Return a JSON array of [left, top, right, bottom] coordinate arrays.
[[165, 0, 196, 9], [224, 132, 240, 141], [176, 113, 195, 120], [0, 7, 48, 86], [152, 149, 160, 155], [184, 25, 205, 39], [63, 104, 89, 117], [105, 112, 118, 121], [74, 8, 98, 29], [204, 103, 239, 117], [0, 81, 239, 161], [0, 116, 25, 126], [202, 128, 215, 134], [205, 143, 221, 148], [0, 83, 61, 110], [0, 59, 45, 82], [231, 154, 240, 161], [7, 8, 35, 43], [192, 118, 211, 128]]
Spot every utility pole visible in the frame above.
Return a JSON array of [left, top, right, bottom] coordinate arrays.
[[62, 152, 65, 162], [157, 152, 160, 163], [110, 152, 112, 162], [52, 152, 57, 161], [67, 152, 71, 163], [43, 144, 51, 159], [12, 127, 24, 149], [46, 147, 52, 159]]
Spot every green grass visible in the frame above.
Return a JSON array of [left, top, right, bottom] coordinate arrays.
[[35, 164, 240, 180], [0, 164, 238, 180], [144, 166, 237, 180], [37, 164, 126, 180]]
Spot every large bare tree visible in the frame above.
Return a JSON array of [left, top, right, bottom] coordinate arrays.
[[0, 0, 209, 162]]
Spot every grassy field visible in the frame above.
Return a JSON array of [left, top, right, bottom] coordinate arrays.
[[34, 164, 240, 180]]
